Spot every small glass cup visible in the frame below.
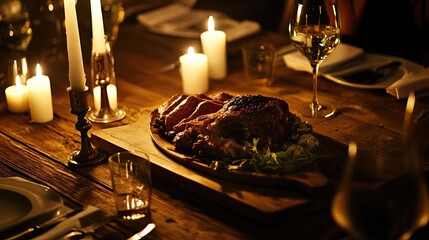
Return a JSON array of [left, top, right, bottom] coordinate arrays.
[[242, 42, 276, 86], [109, 151, 152, 220]]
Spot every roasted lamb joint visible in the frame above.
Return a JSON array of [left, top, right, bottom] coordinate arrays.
[[173, 95, 294, 159]]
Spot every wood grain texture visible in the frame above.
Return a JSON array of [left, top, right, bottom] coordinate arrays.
[[92, 109, 333, 224], [0, 6, 428, 239]]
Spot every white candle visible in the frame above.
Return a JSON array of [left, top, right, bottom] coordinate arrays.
[[179, 47, 209, 94], [11, 58, 28, 84], [27, 64, 54, 123], [200, 16, 227, 80], [90, 0, 106, 54], [21, 57, 28, 82], [5, 75, 29, 113], [93, 84, 117, 111], [64, 0, 87, 91]]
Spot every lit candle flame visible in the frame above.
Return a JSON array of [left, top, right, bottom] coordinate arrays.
[[36, 63, 43, 76], [15, 75, 23, 89], [22, 58, 27, 76], [13, 60, 18, 78], [208, 16, 215, 32], [187, 46, 195, 55]]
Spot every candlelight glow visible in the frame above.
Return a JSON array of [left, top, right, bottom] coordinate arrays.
[[348, 142, 357, 159], [208, 16, 215, 31], [15, 75, 23, 89], [403, 92, 416, 134], [13, 60, 18, 77], [22, 58, 27, 76], [187, 46, 195, 55], [36, 64, 42, 76]]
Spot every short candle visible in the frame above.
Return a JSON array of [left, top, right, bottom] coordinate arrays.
[[200, 16, 227, 80], [27, 64, 54, 123], [179, 46, 209, 94], [5, 75, 29, 113], [93, 84, 118, 110]]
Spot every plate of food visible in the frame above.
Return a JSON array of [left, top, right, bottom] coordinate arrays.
[[0, 178, 63, 232], [150, 92, 330, 189]]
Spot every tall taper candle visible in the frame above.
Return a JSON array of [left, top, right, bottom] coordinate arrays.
[[90, 0, 106, 54], [64, 0, 87, 91]]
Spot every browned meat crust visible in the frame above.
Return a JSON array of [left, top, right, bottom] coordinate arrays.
[[153, 93, 294, 160]]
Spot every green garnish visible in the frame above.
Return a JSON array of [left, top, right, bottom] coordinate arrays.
[[210, 138, 319, 174]]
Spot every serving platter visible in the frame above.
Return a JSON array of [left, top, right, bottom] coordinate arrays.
[[149, 110, 329, 190], [0, 178, 63, 232]]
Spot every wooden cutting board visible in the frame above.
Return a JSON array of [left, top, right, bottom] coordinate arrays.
[[91, 108, 341, 223]]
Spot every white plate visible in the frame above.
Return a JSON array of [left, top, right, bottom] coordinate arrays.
[[136, 3, 260, 42], [323, 53, 425, 89], [0, 178, 63, 232]]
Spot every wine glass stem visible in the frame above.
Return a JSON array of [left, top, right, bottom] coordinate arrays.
[[311, 63, 321, 117]]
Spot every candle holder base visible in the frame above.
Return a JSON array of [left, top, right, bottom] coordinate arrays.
[[68, 149, 105, 166], [68, 87, 106, 166], [88, 107, 126, 123]]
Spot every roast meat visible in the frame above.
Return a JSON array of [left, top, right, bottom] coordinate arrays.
[[153, 93, 295, 159]]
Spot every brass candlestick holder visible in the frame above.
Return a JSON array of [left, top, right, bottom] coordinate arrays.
[[68, 87, 105, 166], [88, 41, 126, 123]]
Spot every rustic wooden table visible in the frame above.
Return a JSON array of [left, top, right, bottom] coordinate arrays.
[[0, 4, 428, 239]]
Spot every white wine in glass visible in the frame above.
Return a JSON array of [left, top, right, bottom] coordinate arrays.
[[289, 0, 341, 118]]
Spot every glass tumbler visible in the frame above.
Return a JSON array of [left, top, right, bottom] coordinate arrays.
[[109, 151, 152, 220]]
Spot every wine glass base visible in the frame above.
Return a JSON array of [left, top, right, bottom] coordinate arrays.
[[296, 102, 336, 118]]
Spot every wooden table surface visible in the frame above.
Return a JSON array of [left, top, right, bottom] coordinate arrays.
[[1, 3, 429, 239]]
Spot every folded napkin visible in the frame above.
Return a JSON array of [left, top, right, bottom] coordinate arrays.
[[283, 43, 364, 73], [33, 205, 100, 240], [386, 68, 429, 99]]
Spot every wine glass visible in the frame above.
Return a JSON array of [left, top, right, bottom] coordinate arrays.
[[101, 0, 125, 45], [0, 1, 33, 52], [288, 0, 341, 118], [331, 94, 429, 240]]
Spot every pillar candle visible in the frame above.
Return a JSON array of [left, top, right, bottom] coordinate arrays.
[[179, 47, 209, 94], [64, 0, 87, 91], [27, 64, 54, 123], [5, 75, 29, 113], [93, 84, 117, 110], [90, 0, 106, 54], [200, 16, 227, 80]]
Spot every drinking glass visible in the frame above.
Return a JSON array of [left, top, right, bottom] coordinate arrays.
[[242, 42, 276, 86], [288, 0, 341, 118], [109, 151, 152, 220], [331, 95, 429, 240], [101, 0, 124, 45]]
